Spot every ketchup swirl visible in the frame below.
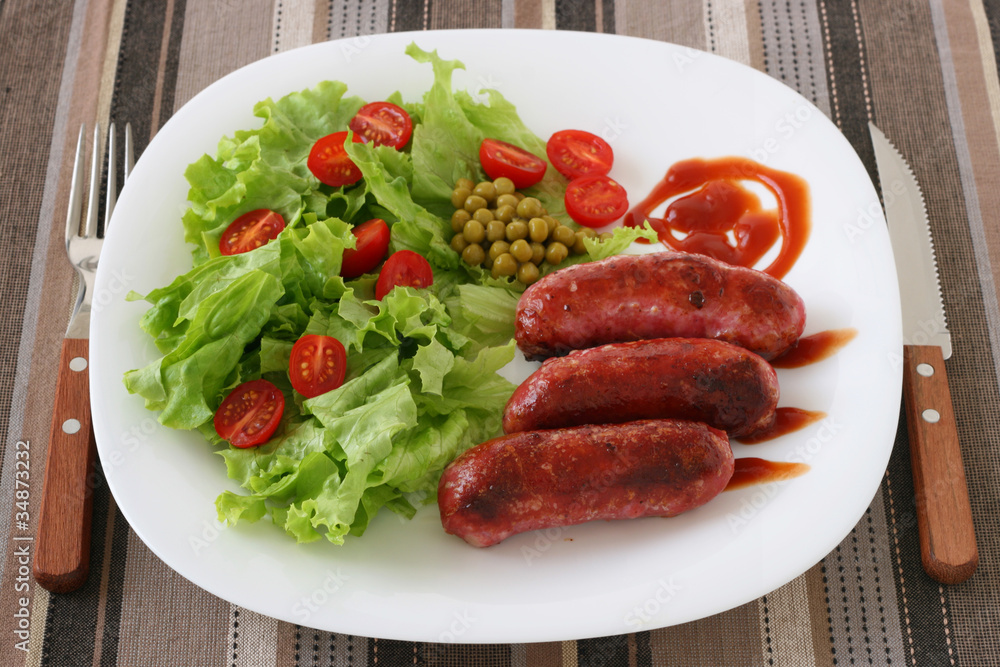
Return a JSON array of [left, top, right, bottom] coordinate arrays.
[[624, 157, 811, 280]]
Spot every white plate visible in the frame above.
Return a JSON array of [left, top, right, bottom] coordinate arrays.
[[91, 30, 902, 643]]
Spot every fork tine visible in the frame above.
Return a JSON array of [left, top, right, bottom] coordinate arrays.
[[84, 123, 101, 239], [104, 123, 117, 233], [124, 122, 134, 182], [66, 124, 86, 245]]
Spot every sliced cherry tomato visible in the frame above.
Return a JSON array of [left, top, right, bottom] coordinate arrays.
[[349, 101, 413, 150], [375, 250, 433, 300], [546, 129, 614, 180], [214, 379, 285, 448], [219, 209, 286, 256], [307, 131, 364, 187], [341, 218, 391, 279], [564, 175, 630, 228], [288, 334, 347, 398], [479, 138, 547, 189]]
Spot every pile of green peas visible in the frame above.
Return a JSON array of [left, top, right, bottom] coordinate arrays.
[[449, 176, 611, 284]]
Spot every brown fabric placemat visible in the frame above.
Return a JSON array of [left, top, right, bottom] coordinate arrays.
[[1, 1, 998, 665]]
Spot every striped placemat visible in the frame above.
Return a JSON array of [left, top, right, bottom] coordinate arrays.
[[1, 1, 997, 665]]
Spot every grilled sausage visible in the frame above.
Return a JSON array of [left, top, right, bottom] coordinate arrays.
[[515, 251, 806, 360], [438, 419, 734, 547], [503, 338, 778, 437]]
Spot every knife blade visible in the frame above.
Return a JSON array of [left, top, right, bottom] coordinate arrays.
[[869, 122, 977, 584]]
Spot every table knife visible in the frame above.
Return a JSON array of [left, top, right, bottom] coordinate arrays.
[[869, 122, 977, 584]]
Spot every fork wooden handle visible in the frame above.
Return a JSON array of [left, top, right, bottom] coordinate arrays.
[[33, 337, 96, 593], [902, 345, 978, 584]]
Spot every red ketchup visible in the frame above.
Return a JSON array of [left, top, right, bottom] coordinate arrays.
[[736, 408, 826, 445], [771, 328, 858, 368], [726, 458, 810, 491], [624, 157, 810, 280]]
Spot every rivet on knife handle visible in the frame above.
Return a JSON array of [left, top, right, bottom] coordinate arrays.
[[902, 345, 978, 584], [33, 338, 97, 593]]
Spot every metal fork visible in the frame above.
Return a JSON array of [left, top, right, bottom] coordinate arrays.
[[34, 122, 133, 593]]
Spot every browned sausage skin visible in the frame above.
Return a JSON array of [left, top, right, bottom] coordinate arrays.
[[438, 419, 734, 547], [503, 338, 779, 437], [515, 251, 806, 361]]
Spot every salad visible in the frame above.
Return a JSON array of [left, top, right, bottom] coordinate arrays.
[[123, 43, 652, 546]]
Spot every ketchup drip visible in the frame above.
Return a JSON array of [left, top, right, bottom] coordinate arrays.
[[736, 408, 826, 444], [726, 458, 810, 491], [624, 157, 810, 279], [771, 328, 858, 368]]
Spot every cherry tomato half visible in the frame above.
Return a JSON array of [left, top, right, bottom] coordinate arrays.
[[349, 101, 413, 150], [214, 379, 285, 448], [479, 138, 547, 189], [288, 334, 347, 399], [341, 218, 391, 279], [308, 131, 364, 187], [546, 129, 614, 180], [375, 250, 433, 300], [564, 175, 629, 228], [219, 209, 286, 256]]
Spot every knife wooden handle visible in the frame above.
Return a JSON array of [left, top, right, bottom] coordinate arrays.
[[902, 345, 978, 584], [33, 337, 96, 593]]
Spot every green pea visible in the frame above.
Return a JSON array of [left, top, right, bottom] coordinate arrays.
[[493, 177, 516, 196], [473, 181, 497, 202], [450, 187, 471, 210], [515, 197, 543, 219], [488, 241, 510, 262], [461, 243, 486, 266], [463, 219, 486, 244], [473, 208, 494, 225], [451, 209, 471, 233], [517, 262, 540, 285], [494, 204, 516, 223], [495, 193, 519, 210], [552, 224, 576, 246], [509, 239, 533, 263], [450, 234, 469, 254], [530, 242, 546, 265], [491, 253, 518, 278], [486, 219, 507, 243], [545, 242, 569, 265], [505, 220, 529, 242], [572, 231, 589, 255], [528, 217, 549, 243], [455, 177, 475, 191], [464, 195, 488, 213]]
